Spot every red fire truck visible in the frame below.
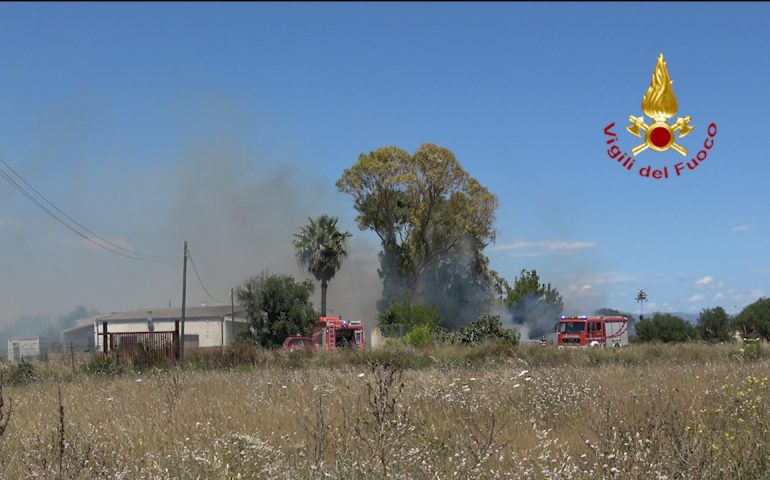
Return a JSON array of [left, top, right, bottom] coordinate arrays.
[[556, 316, 629, 347], [283, 316, 365, 352]]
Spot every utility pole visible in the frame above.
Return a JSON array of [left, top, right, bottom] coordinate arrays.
[[231, 287, 235, 346], [180, 241, 188, 361]]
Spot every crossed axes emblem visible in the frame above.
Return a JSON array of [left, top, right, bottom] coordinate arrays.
[[626, 116, 694, 156]]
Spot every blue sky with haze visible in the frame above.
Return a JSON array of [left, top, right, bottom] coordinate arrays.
[[0, 3, 767, 326]]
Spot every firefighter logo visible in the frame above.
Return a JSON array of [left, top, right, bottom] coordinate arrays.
[[602, 53, 717, 180], [626, 53, 693, 156]]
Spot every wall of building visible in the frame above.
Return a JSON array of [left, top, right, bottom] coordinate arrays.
[[7, 338, 46, 362], [95, 318, 249, 351], [223, 316, 250, 345], [60, 324, 96, 351]]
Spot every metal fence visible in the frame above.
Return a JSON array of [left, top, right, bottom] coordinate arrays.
[[99, 321, 179, 363]]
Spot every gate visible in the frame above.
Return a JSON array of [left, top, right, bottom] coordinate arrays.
[[99, 321, 179, 363]]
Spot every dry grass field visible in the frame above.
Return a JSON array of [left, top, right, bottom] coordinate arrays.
[[0, 342, 767, 479]]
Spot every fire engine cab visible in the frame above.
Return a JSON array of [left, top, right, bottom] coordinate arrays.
[[556, 316, 629, 347]]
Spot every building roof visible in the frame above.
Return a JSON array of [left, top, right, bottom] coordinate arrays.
[[62, 305, 248, 333], [98, 305, 246, 322]]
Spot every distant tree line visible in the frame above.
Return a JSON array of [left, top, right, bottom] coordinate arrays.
[[630, 298, 770, 343]]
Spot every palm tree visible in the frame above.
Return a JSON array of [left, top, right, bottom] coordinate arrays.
[[293, 214, 352, 317]]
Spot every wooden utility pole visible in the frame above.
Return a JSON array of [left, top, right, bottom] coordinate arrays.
[[180, 241, 188, 360]]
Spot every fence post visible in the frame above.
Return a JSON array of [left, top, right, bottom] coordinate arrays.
[[102, 321, 108, 354], [174, 320, 180, 361]]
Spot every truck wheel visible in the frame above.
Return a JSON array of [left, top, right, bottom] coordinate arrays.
[[613, 343, 621, 348]]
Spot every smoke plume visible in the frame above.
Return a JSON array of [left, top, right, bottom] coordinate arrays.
[[0, 100, 382, 332]]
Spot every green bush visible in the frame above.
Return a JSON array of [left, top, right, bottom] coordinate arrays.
[[404, 325, 432, 347], [378, 294, 440, 333], [636, 312, 699, 343], [84, 354, 125, 376], [730, 338, 763, 362], [6, 360, 35, 385], [232, 330, 260, 346], [440, 314, 519, 345]]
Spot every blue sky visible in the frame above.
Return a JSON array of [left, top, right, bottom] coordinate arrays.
[[0, 3, 767, 324]]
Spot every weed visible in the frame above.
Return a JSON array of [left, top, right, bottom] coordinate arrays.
[[22, 386, 93, 480], [162, 370, 184, 416], [83, 354, 125, 376], [6, 360, 35, 385], [0, 374, 11, 445], [356, 361, 408, 477]]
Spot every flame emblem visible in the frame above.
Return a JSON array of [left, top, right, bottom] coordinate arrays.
[[626, 53, 693, 156]]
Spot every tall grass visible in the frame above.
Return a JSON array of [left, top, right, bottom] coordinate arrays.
[[0, 342, 765, 478], [180, 341, 749, 371]]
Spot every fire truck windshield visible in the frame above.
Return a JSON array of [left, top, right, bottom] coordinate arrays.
[[558, 321, 586, 334]]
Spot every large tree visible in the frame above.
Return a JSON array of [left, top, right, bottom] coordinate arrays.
[[236, 272, 318, 347], [293, 214, 352, 316], [698, 306, 733, 342], [336, 144, 499, 326], [735, 297, 770, 340], [505, 269, 564, 338]]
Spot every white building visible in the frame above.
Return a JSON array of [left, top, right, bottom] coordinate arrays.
[[60, 315, 101, 351], [7, 336, 48, 362], [60, 305, 250, 352]]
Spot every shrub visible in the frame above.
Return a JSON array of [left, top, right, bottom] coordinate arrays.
[[232, 330, 260, 346], [636, 312, 699, 343], [403, 325, 432, 347], [441, 314, 519, 345], [84, 354, 125, 376], [6, 359, 35, 385], [730, 338, 763, 362], [378, 294, 440, 333]]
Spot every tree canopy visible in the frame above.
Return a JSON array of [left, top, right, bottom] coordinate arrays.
[[293, 214, 352, 316], [698, 306, 732, 342], [505, 269, 564, 338], [735, 297, 770, 339], [635, 312, 699, 343], [236, 272, 318, 347], [336, 144, 499, 327]]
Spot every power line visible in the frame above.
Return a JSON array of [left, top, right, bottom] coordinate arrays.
[[187, 250, 224, 303], [0, 156, 152, 258], [0, 164, 147, 260], [0, 155, 182, 260]]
